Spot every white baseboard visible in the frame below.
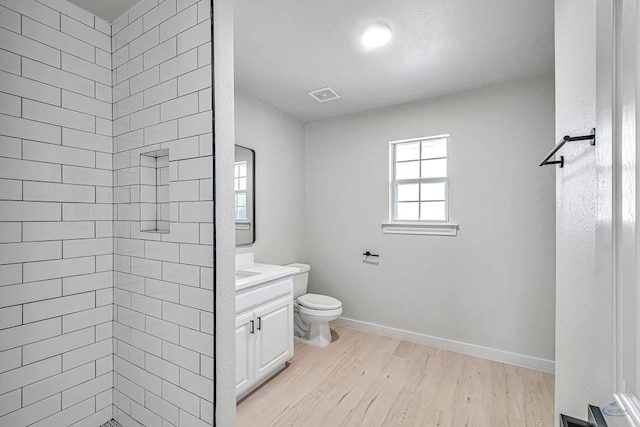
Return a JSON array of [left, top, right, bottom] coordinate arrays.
[[334, 317, 555, 374]]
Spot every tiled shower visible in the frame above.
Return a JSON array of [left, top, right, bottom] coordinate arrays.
[[0, 0, 215, 426]]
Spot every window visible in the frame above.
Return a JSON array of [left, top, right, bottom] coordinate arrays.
[[234, 160, 248, 221], [384, 135, 457, 236]]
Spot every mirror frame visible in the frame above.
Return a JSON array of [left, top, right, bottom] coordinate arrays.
[[235, 145, 256, 246]]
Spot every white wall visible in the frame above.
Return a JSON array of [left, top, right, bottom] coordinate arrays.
[[304, 76, 556, 366], [214, 0, 237, 423], [235, 91, 306, 264], [0, 1, 115, 425], [554, 0, 615, 421], [110, 1, 215, 426]]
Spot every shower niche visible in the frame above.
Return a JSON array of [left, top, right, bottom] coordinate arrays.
[[140, 149, 170, 233]]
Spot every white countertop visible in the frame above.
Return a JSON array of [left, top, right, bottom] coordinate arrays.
[[235, 263, 297, 291]]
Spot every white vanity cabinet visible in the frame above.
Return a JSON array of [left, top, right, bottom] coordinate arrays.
[[235, 274, 294, 398]]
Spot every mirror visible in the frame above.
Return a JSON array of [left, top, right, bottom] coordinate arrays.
[[235, 145, 255, 246]]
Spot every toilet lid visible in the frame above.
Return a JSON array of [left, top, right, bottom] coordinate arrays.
[[297, 293, 342, 310]]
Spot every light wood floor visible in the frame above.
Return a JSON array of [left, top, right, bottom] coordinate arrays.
[[236, 325, 554, 427]]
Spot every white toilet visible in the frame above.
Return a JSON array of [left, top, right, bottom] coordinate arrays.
[[287, 263, 342, 348]]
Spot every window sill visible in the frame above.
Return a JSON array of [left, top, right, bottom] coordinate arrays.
[[381, 222, 459, 236], [236, 221, 252, 230]]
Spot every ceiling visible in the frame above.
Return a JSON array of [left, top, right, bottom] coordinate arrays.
[[67, 0, 140, 22], [64, 0, 554, 124], [234, 0, 554, 123]]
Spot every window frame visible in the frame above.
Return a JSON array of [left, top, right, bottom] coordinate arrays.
[[234, 160, 248, 222], [383, 135, 458, 236]]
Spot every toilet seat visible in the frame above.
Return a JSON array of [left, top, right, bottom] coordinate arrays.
[[297, 304, 343, 318], [297, 293, 342, 310]]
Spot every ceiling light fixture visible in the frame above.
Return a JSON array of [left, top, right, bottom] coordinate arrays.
[[361, 23, 392, 49]]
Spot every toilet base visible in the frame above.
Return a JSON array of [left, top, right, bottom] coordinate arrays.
[[294, 321, 333, 347], [294, 302, 342, 348]]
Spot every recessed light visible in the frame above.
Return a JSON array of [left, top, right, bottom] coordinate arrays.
[[361, 23, 392, 49]]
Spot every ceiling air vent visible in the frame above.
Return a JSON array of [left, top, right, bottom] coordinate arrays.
[[308, 87, 341, 103]]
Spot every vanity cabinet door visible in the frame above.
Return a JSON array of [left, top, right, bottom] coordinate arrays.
[[253, 295, 293, 382], [235, 311, 255, 396]]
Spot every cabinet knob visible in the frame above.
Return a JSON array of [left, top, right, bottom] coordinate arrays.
[[250, 320, 254, 334], [257, 317, 262, 331]]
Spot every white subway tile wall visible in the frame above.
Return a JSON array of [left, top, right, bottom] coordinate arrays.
[[111, 1, 213, 426], [0, 0, 115, 425], [0, 0, 214, 426]]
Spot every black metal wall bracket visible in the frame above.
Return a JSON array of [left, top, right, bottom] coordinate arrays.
[[539, 128, 596, 168], [559, 405, 608, 427]]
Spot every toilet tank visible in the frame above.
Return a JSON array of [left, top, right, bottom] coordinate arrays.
[[286, 263, 311, 298]]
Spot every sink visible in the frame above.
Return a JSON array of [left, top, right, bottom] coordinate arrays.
[[235, 270, 261, 280], [235, 263, 297, 291]]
